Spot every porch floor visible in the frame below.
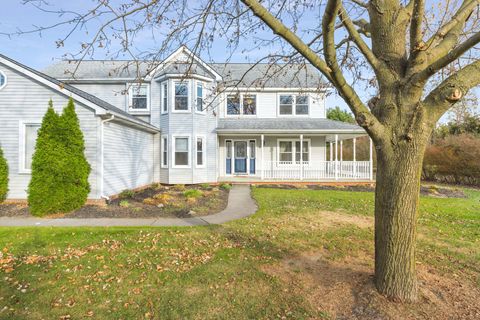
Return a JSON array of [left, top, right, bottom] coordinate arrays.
[[218, 176, 375, 184]]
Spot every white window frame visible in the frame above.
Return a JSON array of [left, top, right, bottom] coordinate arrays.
[[277, 94, 310, 117], [172, 81, 191, 113], [18, 120, 41, 174], [195, 135, 206, 168], [172, 135, 191, 168], [127, 83, 150, 112], [277, 139, 311, 165], [161, 82, 168, 114], [195, 81, 206, 114], [225, 93, 257, 117], [0, 70, 7, 90], [161, 135, 168, 168]]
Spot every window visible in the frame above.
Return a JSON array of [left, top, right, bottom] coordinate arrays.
[[174, 137, 189, 167], [196, 136, 205, 167], [226, 140, 232, 159], [196, 82, 204, 112], [279, 141, 293, 162], [128, 84, 149, 111], [174, 82, 189, 111], [161, 136, 168, 168], [21, 123, 41, 172], [295, 141, 309, 162], [243, 95, 256, 115], [162, 82, 168, 113], [226, 94, 257, 115], [279, 95, 309, 115], [249, 140, 256, 158], [0, 71, 6, 90], [278, 139, 310, 164], [227, 95, 240, 115]]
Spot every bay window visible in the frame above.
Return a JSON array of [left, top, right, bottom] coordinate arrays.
[[196, 136, 205, 167], [174, 82, 189, 111], [196, 82, 204, 112], [161, 82, 168, 113], [173, 136, 190, 167], [161, 136, 168, 168]]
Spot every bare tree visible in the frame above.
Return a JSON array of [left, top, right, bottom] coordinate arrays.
[[8, 0, 480, 302]]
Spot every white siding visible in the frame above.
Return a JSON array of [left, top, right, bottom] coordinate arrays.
[[0, 63, 100, 199], [103, 122, 155, 196]]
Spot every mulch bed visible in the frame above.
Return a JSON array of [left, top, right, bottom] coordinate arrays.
[[255, 183, 467, 198], [0, 184, 230, 219]]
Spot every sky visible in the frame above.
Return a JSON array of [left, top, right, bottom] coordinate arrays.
[[0, 1, 474, 122]]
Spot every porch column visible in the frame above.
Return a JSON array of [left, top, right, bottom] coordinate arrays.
[[329, 142, 333, 161], [369, 137, 373, 181], [261, 134, 265, 180], [300, 134, 304, 180], [335, 134, 338, 180], [353, 138, 357, 179], [340, 140, 343, 178]]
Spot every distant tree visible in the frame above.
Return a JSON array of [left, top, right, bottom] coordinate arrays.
[[0, 146, 8, 202], [28, 99, 90, 216], [327, 106, 356, 123], [435, 115, 480, 139]]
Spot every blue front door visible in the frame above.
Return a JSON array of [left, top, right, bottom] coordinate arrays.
[[234, 141, 248, 174]]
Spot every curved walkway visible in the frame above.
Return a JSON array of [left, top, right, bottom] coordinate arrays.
[[0, 185, 257, 227]]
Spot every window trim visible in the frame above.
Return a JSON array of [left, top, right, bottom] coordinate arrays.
[[161, 135, 168, 168], [276, 139, 311, 165], [172, 135, 191, 168], [195, 135, 206, 168], [0, 70, 7, 90], [161, 82, 168, 114], [127, 83, 150, 113], [195, 81, 206, 114], [18, 120, 41, 174], [225, 93, 257, 117], [172, 81, 191, 113], [277, 94, 310, 117]]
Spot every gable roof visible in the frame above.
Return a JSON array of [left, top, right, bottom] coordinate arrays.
[[0, 54, 159, 132]]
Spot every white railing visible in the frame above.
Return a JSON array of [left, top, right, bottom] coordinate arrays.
[[262, 161, 371, 180]]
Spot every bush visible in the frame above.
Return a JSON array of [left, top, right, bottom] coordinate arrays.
[[200, 183, 211, 189], [183, 189, 203, 199], [0, 147, 8, 202], [423, 134, 480, 186], [28, 99, 91, 216], [220, 183, 232, 190], [173, 184, 186, 191], [119, 189, 135, 199]]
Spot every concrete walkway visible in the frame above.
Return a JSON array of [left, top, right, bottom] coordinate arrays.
[[0, 185, 257, 227]]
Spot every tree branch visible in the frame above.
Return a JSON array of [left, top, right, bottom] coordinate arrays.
[[323, 0, 385, 139], [424, 59, 480, 120], [409, 0, 425, 54]]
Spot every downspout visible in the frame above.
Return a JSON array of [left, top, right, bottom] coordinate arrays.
[[100, 114, 115, 200]]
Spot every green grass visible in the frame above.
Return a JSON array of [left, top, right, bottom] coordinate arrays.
[[0, 186, 478, 319]]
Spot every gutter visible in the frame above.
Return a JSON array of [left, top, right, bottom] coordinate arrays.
[[100, 114, 115, 201]]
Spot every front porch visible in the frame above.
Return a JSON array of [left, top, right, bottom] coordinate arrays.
[[218, 133, 374, 182]]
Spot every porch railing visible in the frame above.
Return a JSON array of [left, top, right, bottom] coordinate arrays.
[[262, 161, 371, 180]]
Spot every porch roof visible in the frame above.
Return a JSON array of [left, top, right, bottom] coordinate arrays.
[[216, 118, 365, 134]]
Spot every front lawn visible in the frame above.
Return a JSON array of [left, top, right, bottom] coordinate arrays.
[[0, 186, 479, 319]]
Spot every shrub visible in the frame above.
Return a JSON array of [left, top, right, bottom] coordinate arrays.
[[0, 147, 8, 202], [219, 183, 232, 190], [200, 183, 211, 189], [28, 99, 91, 216], [173, 184, 186, 191], [119, 200, 130, 208], [119, 189, 135, 199], [183, 189, 203, 199]]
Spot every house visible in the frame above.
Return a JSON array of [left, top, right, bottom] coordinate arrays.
[[0, 46, 372, 200]]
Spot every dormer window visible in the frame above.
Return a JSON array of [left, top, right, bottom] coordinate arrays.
[[174, 82, 189, 111], [128, 84, 149, 112]]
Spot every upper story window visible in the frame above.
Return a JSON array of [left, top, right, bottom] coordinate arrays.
[[174, 82, 189, 111], [161, 82, 168, 114], [196, 82, 204, 112], [226, 93, 257, 116], [279, 94, 309, 116], [0, 71, 7, 90], [128, 84, 149, 111]]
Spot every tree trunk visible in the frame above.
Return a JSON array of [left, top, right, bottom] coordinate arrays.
[[374, 139, 427, 302]]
